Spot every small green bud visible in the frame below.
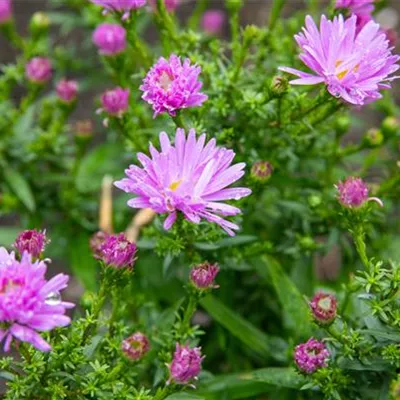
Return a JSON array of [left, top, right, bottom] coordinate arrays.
[[308, 194, 322, 208], [364, 128, 384, 146], [251, 161, 273, 182], [81, 291, 97, 309], [226, 0, 243, 13], [270, 75, 288, 96], [29, 12, 50, 35], [381, 116, 399, 137], [299, 236, 316, 251], [243, 24, 259, 41], [334, 115, 351, 135]]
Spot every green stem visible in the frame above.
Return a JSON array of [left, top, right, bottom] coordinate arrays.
[[126, 15, 152, 68], [172, 112, 188, 131], [19, 343, 32, 363], [268, 0, 285, 31], [353, 229, 369, 269], [179, 295, 198, 336], [153, 386, 173, 400], [188, 0, 209, 30], [326, 324, 344, 343]]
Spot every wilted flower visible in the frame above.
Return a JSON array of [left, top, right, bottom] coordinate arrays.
[[251, 161, 273, 181], [190, 262, 219, 289], [56, 79, 79, 103], [25, 57, 52, 84], [115, 129, 252, 236], [90, 0, 146, 19], [294, 338, 329, 374], [92, 23, 126, 56], [0, 0, 12, 24], [201, 10, 225, 35], [121, 332, 150, 360], [99, 87, 130, 117], [279, 15, 400, 106], [0, 247, 74, 352], [336, 177, 383, 208], [89, 231, 109, 259], [99, 233, 137, 268], [14, 229, 49, 259], [309, 292, 337, 324], [169, 343, 204, 384], [140, 54, 208, 117], [149, 0, 179, 12]]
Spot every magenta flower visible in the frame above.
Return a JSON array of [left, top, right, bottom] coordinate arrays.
[[309, 292, 337, 325], [201, 10, 225, 35], [99, 87, 130, 117], [115, 129, 252, 236], [99, 233, 137, 269], [149, 0, 179, 12], [25, 57, 52, 84], [279, 15, 400, 106], [190, 262, 219, 289], [169, 343, 204, 385], [0, 0, 12, 23], [90, 0, 146, 19], [335, 0, 374, 16], [336, 176, 383, 208], [92, 23, 126, 56], [0, 248, 74, 352], [140, 54, 208, 117], [56, 79, 79, 103], [121, 332, 150, 360], [14, 230, 49, 259], [294, 338, 329, 374]]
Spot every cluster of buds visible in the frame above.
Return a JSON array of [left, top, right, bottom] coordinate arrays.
[[13, 229, 49, 259]]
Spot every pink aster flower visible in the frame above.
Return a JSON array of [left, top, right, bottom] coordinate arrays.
[[309, 292, 337, 325], [92, 23, 126, 56], [149, 0, 179, 12], [335, 0, 375, 17], [279, 15, 400, 106], [0, 0, 12, 24], [190, 262, 219, 289], [201, 10, 225, 35], [169, 343, 204, 385], [99, 87, 130, 116], [25, 57, 52, 84], [99, 233, 137, 269], [294, 338, 329, 374], [14, 229, 49, 259], [90, 0, 146, 19], [121, 332, 150, 360], [0, 248, 74, 352], [336, 176, 383, 208], [140, 54, 208, 117], [56, 79, 79, 103], [114, 129, 252, 236]]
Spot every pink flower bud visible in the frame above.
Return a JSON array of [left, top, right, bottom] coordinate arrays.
[[169, 343, 204, 385], [201, 10, 225, 35], [309, 292, 337, 324], [56, 79, 79, 103], [336, 177, 383, 208], [100, 87, 130, 116], [190, 262, 219, 289], [14, 229, 49, 259], [121, 332, 150, 360], [294, 338, 329, 374], [92, 23, 126, 56], [0, 0, 12, 24], [25, 57, 52, 84], [99, 233, 136, 269]]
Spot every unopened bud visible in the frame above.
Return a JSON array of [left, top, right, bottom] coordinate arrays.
[[270, 75, 288, 96], [309, 292, 337, 325], [365, 128, 384, 147], [251, 161, 273, 182], [334, 115, 351, 135], [30, 12, 50, 35], [382, 116, 399, 137]]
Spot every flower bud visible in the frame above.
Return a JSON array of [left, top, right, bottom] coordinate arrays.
[[25, 57, 52, 84], [334, 115, 351, 135], [0, 0, 12, 24], [92, 23, 126, 56], [226, 0, 242, 13], [201, 10, 225, 35], [251, 161, 273, 182], [270, 75, 288, 96], [309, 292, 337, 325], [365, 128, 383, 147], [14, 229, 49, 259], [381, 116, 399, 137], [243, 24, 259, 42], [99, 233, 136, 269], [100, 87, 130, 117], [29, 12, 50, 35], [294, 338, 329, 374], [121, 332, 150, 360], [190, 262, 219, 289], [56, 79, 79, 103], [169, 343, 204, 385], [336, 177, 369, 208]]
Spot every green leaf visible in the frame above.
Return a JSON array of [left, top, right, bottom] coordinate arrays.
[[200, 295, 287, 362], [261, 255, 312, 338], [3, 168, 36, 212], [338, 357, 391, 371], [0, 226, 21, 246], [75, 143, 126, 193], [166, 394, 205, 400], [241, 367, 306, 389], [194, 235, 257, 251]]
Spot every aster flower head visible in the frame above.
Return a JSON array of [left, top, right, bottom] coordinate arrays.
[[56, 79, 79, 103], [0, 248, 74, 352], [92, 23, 126, 56], [279, 15, 400, 106], [89, 0, 146, 19], [0, 0, 12, 24], [336, 176, 383, 208], [309, 292, 337, 325], [114, 129, 252, 236], [294, 338, 329, 374], [169, 343, 204, 385], [190, 262, 220, 289], [99, 87, 130, 117], [25, 57, 52, 84], [140, 54, 208, 117], [99, 233, 137, 269], [121, 332, 150, 360], [201, 10, 225, 35], [14, 229, 49, 259]]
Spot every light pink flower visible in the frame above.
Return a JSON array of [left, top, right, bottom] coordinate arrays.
[[56, 79, 79, 103], [25, 57, 52, 84], [140, 54, 208, 117], [92, 23, 127, 56], [121, 332, 150, 360], [279, 15, 400, 105], [201, 10, 225, 35], [169, 343, 204, 384], [0, 0, 12, 23], [115, 129, 252, 236], [90, 0, 146, 19], [0, 248, 74, 352], [14, 230, 49, 259], [99, 87, 130, 116], [294, 338, 329, 374]]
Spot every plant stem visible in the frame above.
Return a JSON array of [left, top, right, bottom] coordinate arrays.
[[179, 295, 198, 336], [172, 112, 188, 131], [353, 228, 369, 269], [268, 0, 286, 31]]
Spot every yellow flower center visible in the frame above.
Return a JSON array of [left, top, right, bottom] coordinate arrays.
[[335, 60, 359, 80], [169, 180, 182, 191]]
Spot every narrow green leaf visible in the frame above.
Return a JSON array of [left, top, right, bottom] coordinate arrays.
[[201, 295, 287, 362], [3, 168, 36, 212], [241, 367, 306, 389]]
